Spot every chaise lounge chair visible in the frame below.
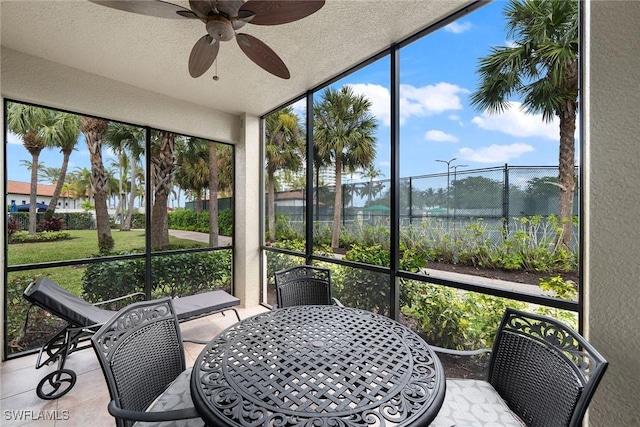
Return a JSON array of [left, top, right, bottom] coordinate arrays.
[[22, 277, 240, 400]]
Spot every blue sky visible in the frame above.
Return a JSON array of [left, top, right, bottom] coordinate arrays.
[[6, 1, 570, 187], [299, 1, 572, 182]]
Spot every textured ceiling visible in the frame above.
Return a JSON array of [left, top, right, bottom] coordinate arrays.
[[1, 0, 474, 117]]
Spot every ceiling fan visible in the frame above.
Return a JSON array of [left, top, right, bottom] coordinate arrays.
[[88, 1, 326, 79]]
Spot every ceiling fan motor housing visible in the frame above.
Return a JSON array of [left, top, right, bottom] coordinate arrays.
[[206, 15, 234, 42]]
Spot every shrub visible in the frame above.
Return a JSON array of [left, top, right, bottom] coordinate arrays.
[[169, 208, 234, 236], [276, 213, 303, 241], [9, 230, 71, 244], [37, 216, 65, 232], [218, 209, 233, 235], [6, 274, 62, 353], [335, 244, 390, 313], [63, 212, 95, 230], [267, 239, 306, 285], [7, 216, 21, 238], [402, 281, 526, 350], [82, 250, 232, 302], [131, 211, 145, 228]]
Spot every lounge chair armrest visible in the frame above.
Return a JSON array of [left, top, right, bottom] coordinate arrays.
[[93, 292, 145, 306], [107, 400, 200, 422], [430, 345, 492, 356], [332, 297, 344, 307]]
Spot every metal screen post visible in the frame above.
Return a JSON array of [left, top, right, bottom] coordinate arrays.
[[502, 163, 509, 235]]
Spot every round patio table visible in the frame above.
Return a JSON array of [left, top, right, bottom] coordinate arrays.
[[191, 305, 445, 427]]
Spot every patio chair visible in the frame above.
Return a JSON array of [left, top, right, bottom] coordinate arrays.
[[91, 297, 204, 427], [429, 308, 608, 427], [274, 265, 343, 308], [22, 277, 240, 400]]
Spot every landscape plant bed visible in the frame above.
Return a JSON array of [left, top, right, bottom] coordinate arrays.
[[425, 261, 578, 287]]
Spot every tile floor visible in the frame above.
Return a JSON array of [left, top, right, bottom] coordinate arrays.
[[0, 305, 269, 427]]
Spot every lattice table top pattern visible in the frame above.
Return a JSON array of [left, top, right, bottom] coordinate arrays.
[[191, 305, 445, 427]]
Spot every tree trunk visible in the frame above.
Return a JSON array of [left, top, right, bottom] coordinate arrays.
[[28, 151, 40, 235], [268, 169, 276, 242], [151, 132, 175, 249], [209, 142, 219, 247], [122, 158, 137, 231], [45, 150, 72, 219], [558, 109, 576, 249], [82, 117, 113, 253], [331, 156, 343, 250]]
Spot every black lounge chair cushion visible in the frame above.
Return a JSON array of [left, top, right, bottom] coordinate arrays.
[[24, 278, 240, 327], [172, 290, 240, 322], [24, 277, 116, 327]]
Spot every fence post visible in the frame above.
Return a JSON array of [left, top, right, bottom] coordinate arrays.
[[502, 163, 509, 235], [408, 177, 413, 225]]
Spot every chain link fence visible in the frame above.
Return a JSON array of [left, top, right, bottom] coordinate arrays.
[[273, 164, 579, 246]]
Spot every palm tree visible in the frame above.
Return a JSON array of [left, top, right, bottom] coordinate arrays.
[[216, 143, 234, 198], [469, 0, 578, 247], [105, 123, 145, 230], [174, 138, 209, 215], [37, 165, 60, 184], [80, 116, 113, 253], [209, 141, 219, 246], [314, 86, 378, 250], [360, 165, 384, 203], [68, 167, 93, 206], [150, 130, 177, 249], [41, 112, 81, 218], [7, 103, 53, 234], [265, 107, 304, 242]]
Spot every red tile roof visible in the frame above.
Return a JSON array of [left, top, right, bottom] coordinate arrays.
[[7, 180, 56, 197]]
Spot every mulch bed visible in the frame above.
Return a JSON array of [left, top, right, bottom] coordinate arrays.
[[425, 261, 578, 286]]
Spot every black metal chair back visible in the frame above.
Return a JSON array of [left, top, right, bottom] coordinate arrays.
[[488, 308, 608, 427], [274, 265, 334, 308], [91, 298, 187, 427]]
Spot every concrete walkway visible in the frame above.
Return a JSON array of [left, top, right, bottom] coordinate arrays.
[[169, 229, 232, 246]]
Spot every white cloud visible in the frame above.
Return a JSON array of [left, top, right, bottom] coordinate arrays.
[[400, 82, 468, 124], [448, 114, 463, 126], [459, 143, 535, 163], [471, 101, 558, 140], [346, 83, 392, 126], [445, 21, 472, 34], [345, 82, 468, 127], [425, 130, 459, 143], [7, 131, 22, 145]]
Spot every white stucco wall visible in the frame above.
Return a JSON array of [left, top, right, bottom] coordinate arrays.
[[234, 114, 262, 307], [586, 1, 640, 425], [1, 48, 240, 143]]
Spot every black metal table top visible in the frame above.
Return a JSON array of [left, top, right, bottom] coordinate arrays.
[[191, 305, 445, 427]]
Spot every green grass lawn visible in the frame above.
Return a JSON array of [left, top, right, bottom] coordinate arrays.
[[7, 230, 208, 294], [8, 229, 206, 265]]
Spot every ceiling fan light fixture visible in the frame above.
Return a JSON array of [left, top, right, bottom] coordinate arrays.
[[206, 15, 234, 42]]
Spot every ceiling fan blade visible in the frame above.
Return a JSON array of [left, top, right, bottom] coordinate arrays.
[[232, 10, 255, 30], [239, 0, 325, 25], [189, 35, 220, 78], [236, 33, 290, 79], [89, 0, 196, 19], [215, 0, 244, 17], [189, 0, 216, 19]]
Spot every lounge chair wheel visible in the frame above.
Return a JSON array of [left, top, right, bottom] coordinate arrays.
[[36, 369, 77, 400]]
